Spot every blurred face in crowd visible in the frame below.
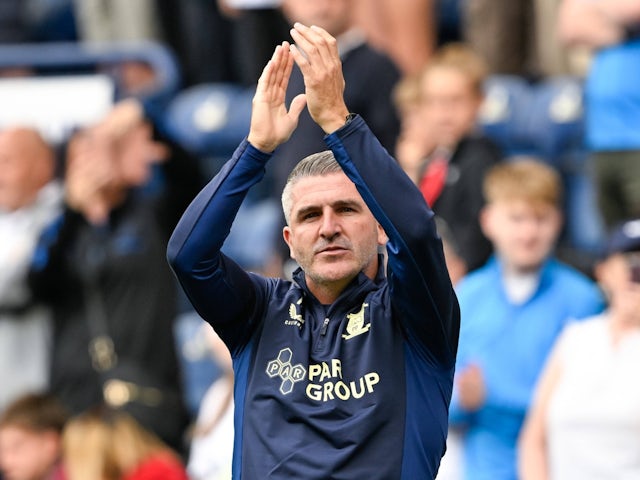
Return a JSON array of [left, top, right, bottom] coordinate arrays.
[[419, 66, 482, 150], [481, 199, 562, 273], [283, 171, 387, 302], [0, 426, 60, 480], [596, 252, 640, 325], [281, 0, 353, 37], [0, 128, 54, 212]]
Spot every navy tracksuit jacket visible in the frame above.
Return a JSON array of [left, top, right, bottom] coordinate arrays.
[[167, 116, 460, 479]]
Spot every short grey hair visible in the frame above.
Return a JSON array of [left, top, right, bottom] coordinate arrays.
[[281, 150, 343, 225]]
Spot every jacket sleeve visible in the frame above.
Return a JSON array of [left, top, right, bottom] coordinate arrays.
[[325, 116, 460, 368], [166, 139, 271, 354]]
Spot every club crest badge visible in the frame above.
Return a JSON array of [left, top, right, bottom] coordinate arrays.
[[342, 303, 370, 340]]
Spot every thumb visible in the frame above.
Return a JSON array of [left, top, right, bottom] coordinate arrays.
[[288, 94, 307, 121]]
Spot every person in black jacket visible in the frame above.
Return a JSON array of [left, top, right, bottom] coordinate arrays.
[[28, 100, 203, 454]]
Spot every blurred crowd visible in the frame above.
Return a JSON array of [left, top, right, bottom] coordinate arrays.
[[0, 1, 639, 479]]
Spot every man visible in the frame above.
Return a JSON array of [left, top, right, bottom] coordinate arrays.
[[168, 23, 459, 479], [0, 127, 63, 413]]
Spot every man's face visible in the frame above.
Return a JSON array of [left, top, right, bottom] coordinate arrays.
[[283, 172, 386, 297], [282, 0, 352, 37], [481, 199, 562, 272], [419, 66, 482, 149], [0, 426, 58, 480]]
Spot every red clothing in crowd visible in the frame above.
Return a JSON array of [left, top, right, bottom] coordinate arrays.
[[122, 453, 188, 480]]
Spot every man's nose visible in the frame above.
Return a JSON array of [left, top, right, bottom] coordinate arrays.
[[319, 209, 341, 239]]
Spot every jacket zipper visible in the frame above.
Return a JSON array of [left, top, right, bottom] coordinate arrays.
[[320, 317, 330, 336]]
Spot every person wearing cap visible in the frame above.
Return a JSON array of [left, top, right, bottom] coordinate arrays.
[[519, 218, 640, 480]]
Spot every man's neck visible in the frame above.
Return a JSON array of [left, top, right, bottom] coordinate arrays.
[[307, 277, 351, 305]]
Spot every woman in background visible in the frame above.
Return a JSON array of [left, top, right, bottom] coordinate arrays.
[[63, 406, 188, 480], [519, 218, 640, 479]]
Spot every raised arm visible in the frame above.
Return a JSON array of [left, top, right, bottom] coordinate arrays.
[[167, 42, 306, 351]]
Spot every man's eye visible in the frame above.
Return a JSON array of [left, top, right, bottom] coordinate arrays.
[[302, 212, 319, 220]]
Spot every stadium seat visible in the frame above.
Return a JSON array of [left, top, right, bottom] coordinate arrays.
[[479, 75, 586, 167], [478, 75, 533, 158], [164, 83, 254, 167]]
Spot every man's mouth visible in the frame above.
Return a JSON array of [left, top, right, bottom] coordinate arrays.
[[316, 244, 349, 255]]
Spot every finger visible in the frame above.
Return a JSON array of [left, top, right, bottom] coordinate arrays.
[[292, 23, 335, 69], [272, 43, 290, 97], [256, 45, 281, 95], [289, 43, 310, 75], [290, 24, 319, 67], [288, 93, 307, 121], [278, 42, 294, 93], [265, 45, 283, 92], [309, 25, 340, 64]]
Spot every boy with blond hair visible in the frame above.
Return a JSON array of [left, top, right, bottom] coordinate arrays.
[[448, 159, 605, 480]]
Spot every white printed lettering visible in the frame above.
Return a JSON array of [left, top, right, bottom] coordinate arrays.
[[334, 381, 350, 400], [365, 373, 379, 393]]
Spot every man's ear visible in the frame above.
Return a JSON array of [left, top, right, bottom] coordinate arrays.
[[283, 226, 296, 260], [377, 224, 388, 246]]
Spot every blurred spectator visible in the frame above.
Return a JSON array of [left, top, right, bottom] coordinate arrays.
[[27, 100, 202, 453], [0, 127, 63, 413], [217, 0, 290, 86], [187, 326, 234, 480], [519, 217, 640, 480], [72, 0, 166, 102], [449, 159, 605, 479], [558, 0, 640, 230], [274, 0, 400, 164], [0, 392, 68, 480], [462, 0, 581, 77], [354, 0, 436, 77], [267, 0, 401, 274], [395, 43, 501, 278], [63, 406, 188, 480], [72, 0, 161, 43]]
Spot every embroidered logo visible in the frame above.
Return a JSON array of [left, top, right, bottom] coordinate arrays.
[[342, 303, 370, 340], [266, 348, 307, 395], [285, 298, 304, 329]]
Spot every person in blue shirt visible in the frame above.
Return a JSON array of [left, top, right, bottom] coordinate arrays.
[[558, 0, 640, 230], [448, 158, 606, 480], [167, 23, 460, 479]]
